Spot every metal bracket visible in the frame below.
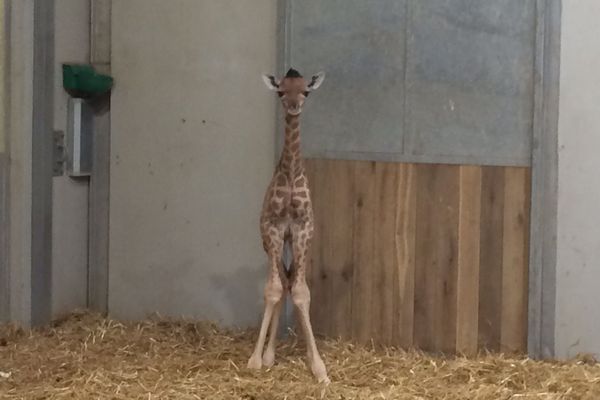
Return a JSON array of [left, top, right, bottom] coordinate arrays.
[[66, 98, 93, 177], [52, 130, 65, 176]]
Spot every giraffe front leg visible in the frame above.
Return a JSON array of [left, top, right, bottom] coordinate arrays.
[[262, 296, 283, 367], [292, 275, 329, 384], [290, 225, 329, 384], [248, 266, 283, 370], [248, 224, 285, 370]]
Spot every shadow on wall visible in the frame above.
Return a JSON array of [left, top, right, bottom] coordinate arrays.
[[209, 262, 267, 328]]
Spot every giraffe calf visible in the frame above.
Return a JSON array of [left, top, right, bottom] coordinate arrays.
[[247, 68, 329, 384]]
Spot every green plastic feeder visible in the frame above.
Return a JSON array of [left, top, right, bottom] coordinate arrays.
[[62, 64, 113, 99]]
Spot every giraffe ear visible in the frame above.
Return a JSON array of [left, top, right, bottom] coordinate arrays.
[[307, 71, 325, 91], [262, 74, 280, 91]]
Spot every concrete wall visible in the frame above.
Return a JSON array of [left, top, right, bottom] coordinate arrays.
[[0, 0, 7, 322], [5, 0, 34, 325], [50, 0, 90, 317], [555, 0, 600, 359], [1, 0, 91, 324], [0, 0, 5, 152], [109, 0, 278, 326]]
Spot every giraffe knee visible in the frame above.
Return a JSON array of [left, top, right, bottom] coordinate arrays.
[[264, 278, 284, 304], [291, 282, 310, 307]]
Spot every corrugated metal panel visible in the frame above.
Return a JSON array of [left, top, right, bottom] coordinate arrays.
[[288, 0, 408, 157], [287, 0, 536, 166]]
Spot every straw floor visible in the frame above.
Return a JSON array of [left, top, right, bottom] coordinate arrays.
[[1, 312, 598, 399]]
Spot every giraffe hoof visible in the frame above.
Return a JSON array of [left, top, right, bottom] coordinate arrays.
[[311, 357, 330, 384], [247, 354, 262, 370], [262, 349, 275, 367]]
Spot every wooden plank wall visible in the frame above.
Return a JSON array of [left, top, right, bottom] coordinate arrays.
[[304, 159, 530, 355]]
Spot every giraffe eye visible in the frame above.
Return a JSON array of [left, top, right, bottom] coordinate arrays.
[[277, 91, 284, 97], [303, 91, 310, 97]]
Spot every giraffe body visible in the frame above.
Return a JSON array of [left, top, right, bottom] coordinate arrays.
[[260, 114, 313, 288], [247, 68, 329, 383]]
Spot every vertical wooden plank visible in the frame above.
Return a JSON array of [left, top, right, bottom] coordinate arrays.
[[501, 167, 531, 353], [456, 165, 482, 356], [414, 164, 460, 353], [394, 163, 416, 349], [372, 162, 398, 346], [323, 160, 355, 339], [478, 167, 505, 351], [414, 164, 433, 351], [351, 161, 376, 344]]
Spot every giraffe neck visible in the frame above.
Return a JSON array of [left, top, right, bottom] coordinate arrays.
[[278, 113, 303, 177]]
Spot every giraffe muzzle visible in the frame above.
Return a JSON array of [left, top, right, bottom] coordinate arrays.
[[287, 107, 302, 116]]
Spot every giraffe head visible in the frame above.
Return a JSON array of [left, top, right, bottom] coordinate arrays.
[[262, 68, 325, 116]]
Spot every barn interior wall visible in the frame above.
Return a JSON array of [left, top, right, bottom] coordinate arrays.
[[108, 0, 278, 326], [555, 0, 600, 359]]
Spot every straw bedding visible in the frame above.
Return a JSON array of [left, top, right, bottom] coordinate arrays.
[[1, 311, 598, 399]]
